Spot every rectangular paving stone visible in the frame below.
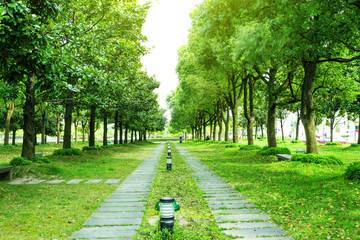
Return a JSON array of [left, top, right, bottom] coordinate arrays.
[[84, 218, 142, 226], [219, 222, 276, 229], [209, 203, 256, 209], [102, 202, 146, 207], [47, 180, 65, 184], [205, 193, 242, 198], [26, 179, 46, 184], [71, 226, 137, 238], [66, 179, 84, 184], [91, 212, 144, 219], [104, 198, 148, 203], [85, 179, 103, 183], [96, 206, 145, 212], [207, 200, 248, 205], [212, 208, 261, 214], [215, 214, 269, 222], [8, 179, 30, 185], [104, 179, 121, 184], [223, 228, 287, 237]]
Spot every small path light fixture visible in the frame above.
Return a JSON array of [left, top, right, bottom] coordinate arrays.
[[155, 197, 180, 233], [167, 149, 171, 157], [166, 156, 172, 170]]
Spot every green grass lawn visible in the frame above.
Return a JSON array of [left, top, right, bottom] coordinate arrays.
[[181, 140, 360, 240], [0, 142, 159, 239]]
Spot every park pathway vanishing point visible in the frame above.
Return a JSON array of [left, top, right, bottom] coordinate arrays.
[[176, 143, 294, 240], [71, 143, 164, 239]]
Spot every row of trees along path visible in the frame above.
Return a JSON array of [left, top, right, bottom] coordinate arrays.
[[0, 0, 166, 160], [168, 0, 360, 154]]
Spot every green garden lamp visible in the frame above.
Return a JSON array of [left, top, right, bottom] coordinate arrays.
[[155, 197, 180, 233]]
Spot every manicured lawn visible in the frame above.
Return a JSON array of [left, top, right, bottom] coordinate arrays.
[[0, 142, 159, 239], [181, 140, 360, 240]]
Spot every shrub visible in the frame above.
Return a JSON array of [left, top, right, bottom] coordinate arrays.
[[225, 143, 244, 148], [344, 162, 360, 181], [325, 142, 342, 146], [53, 148, 82, 155], [82, 146, 102, 151], [350, 143, 360, 147], [291, 140, 302, 143], [257, 147, 291, 156], [291, 153, 343, 165], [239, 145, 261, 150], [1, 145, 16, 149], [277, 141, 287, 143], [10, 157, 32, 166], [33, 156, 50, 163]]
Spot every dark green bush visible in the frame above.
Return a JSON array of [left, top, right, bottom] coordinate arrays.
[[239, 145, 261, 150], [10, 157, 32, 166], [1, 145, 16, 149], [325, 142, 342, 146], [257, 146, 291, 156], [350, 143, 360, 147], [82, 146, 102, 151], [344, 162, 360, 181], [225, 143, 244, 148], [291, 153, 343, 165], [33, 156, 50, 163], [53, 148, 82, 155], [291, 140, 302, 143]]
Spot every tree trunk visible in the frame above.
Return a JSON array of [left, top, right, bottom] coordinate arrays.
[[231, 105, 238, 143], [74, 121, 78, 143], [89, 105, 96, 147], [203, 118, 207, 140], [244, 78, 255, 145], [192, 127, 194, 139], [139, 130, 143, 141], [218, 119, 223, 142], [296, 110, 300, 140], [21, 73, 36, 160], [131, 129, 134, 143], [330, 118, 334, 142], [261, 125, 264, 139], [358, 115, 360, 144], [119, 116, 123, 144], [114, 111, 118, 144], [81, 120, 87, 142], [134, 130, 137, 141], [12, 129, 16, 146], [144, 130, 147, 141], [4, 101, 15, 146], [301, 60, 318, 154], [103, 113, 108, 146], [57, 114, 61, 144], [41, 111, 46, 144], [280, 119, 285, 141], [63, 93, 73, 149], [225, 106, 230, 141], [209, 118, 213, 140], [267, 103, 277, 148], [213, 118, 217, 140], [124, 126, 128, 143]]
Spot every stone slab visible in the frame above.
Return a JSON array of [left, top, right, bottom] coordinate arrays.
[[91, 212, 144, 219], [47, 180, 65, 184], [207, 200, 248, 205], [104, 198, 148, 203], [66, 179, 84, 184], [102, 202, 146, 207], [219, 222, 277, 229], [209, 203, 256, 209], [71, 226, 137, 238], [26, 179, 46, 184], [104, 179, 121, 184], [224, 228, 287, 237], [8, 179, 30, 185], [212, 208, 261, 214], [215, 214, 269, 222], [96, 206, 145, 212], [83, 218, 142, 226], [85, 179, 103, 184]]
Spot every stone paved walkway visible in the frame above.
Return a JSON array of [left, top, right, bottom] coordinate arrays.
[[71, 143, 164, 239], [176, 144, 294, 240]]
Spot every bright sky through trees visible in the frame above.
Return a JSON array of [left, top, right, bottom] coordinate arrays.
[[141, 0, 202, 111]]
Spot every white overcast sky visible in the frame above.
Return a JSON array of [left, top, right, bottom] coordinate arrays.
[[141, 0, 203, 111]]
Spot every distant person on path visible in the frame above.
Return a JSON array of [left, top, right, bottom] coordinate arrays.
[[206, 135, 210, 140]]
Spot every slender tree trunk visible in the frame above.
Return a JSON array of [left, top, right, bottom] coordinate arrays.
[[41, 111, 46, 144], [209, 118, 213, 140], [131, 129, 134, 143], [330, 118, 334, 142], [261, 125, 264, 139], [244, 78, 255, 145], [203, 118, 207, 140], [103, 113, 108, 146], [134, 130, 137, 141], [89, 105, 96, 147], [124, 126, 128, 143], [267, 103, 277, 148], [63, 93, 73, 149], [296, 110, 300, 140], [12, 129, 16, 146], [4, 101, 15, 146], [225, 106, 230, 141], [81, 120, 87, 142], [231, 105, 239, 143], [213, 118, 217, 140], [119, 117, 123, 144], [57, 114, 61, 144], [280, 119, 285, 141], [114, 111, 118, 144], [301, 61, 318, 154], [21, 73, 36, 160], [192, 127, 194, 139], [255, 122, 258, 139], [74, 121, 78, 143], [139, 131, 142, 141], [144, 130, 147, 141]]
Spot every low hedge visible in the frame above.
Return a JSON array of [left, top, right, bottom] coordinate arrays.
[[350, 143, 360, 147], [344, 161, 360, 181], [225, 143, 244, 148], [291, 153, 343, 165], [53, 148, 82, 155], [33, 156, 51, 163], [325, 142, 342, 146], [239, 145, 261, 150], [257, 146, 291, 156], [291, 140, 302, 143], [10, 157, 32, 166], [82, 146, 101, 151]]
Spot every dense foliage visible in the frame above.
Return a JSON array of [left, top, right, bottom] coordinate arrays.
[[344, 161, 360, 181], [291, 154, 344, 165]]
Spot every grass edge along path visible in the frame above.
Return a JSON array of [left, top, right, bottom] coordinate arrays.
[[135, 142, 230, 239], [180, 141, 360, 240]]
